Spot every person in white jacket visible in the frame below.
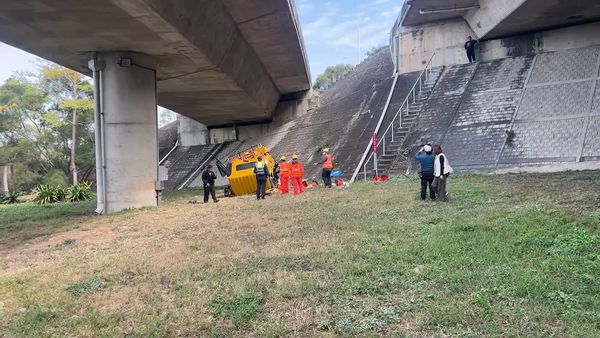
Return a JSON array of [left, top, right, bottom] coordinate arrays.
[[434, 145, 453, 201]]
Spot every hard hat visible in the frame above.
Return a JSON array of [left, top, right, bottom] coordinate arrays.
[[292, 154, 298, 160], [323, 148, 330, 153], [280, 155, 287, 161], [423, 145, 432, 152]]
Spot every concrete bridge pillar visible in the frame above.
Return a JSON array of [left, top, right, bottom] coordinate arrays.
[[93, 52, 159, 213]]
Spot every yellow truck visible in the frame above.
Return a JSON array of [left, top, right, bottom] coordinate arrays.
[[218, 145, 275, 196]]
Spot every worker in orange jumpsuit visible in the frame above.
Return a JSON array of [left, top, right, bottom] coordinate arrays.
[[278, 155, 291, 194], [315, 147, 334, 188], [290, 154, 305, 195]]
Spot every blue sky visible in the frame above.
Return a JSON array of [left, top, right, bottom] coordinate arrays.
[[0, 0, 403, 83], [297, 0, 403, 78]]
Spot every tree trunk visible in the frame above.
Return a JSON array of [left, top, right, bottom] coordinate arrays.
[[81, 165, 94, 183], [70, 109, 78, 185], [2, 165, 8, 193]]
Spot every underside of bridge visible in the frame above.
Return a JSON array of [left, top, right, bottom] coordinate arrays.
[[0, 0, 310, 126], [401, 0, 600, 39], [0, 0, 310, 213]]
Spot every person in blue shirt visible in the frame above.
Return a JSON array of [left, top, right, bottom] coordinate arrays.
[[416, 144, 436, 200]]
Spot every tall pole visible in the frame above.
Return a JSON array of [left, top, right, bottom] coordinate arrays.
[[356, 2, 361, 64], [358, 17, 361, 63], [2, 165, 8, 193], [356, 0, 361, 64], [89, 54, 106, 213]]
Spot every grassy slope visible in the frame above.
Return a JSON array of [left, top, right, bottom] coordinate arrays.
[[0, 200, 95, 247], [1, 172, 599, 337]]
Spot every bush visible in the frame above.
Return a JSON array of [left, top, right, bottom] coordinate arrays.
[[32, 184, 66, 204], [66, 182, 93, 202], [13, 163, 42, 192], [32, 182, 92, 205], [0, 190, 21, 204], [42, 170, 68, 187]]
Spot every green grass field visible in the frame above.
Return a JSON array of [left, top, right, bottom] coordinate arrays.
[[1, 172, 599, 337]]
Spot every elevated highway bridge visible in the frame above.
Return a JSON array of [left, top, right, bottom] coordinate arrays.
[[0, 0, 310, 212]]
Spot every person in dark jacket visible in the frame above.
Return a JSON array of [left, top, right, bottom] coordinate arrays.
[[415, 144, 436, 200], [273, 161, 280, 188], [254, 156, 270, 200], [201, 165, 219, 203], [465, 36, 478, 63]]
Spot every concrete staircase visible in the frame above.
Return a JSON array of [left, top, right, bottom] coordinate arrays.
[[374, 67, 444, 175], [164, 144, 219, 190], [385, 47, 600, 174]]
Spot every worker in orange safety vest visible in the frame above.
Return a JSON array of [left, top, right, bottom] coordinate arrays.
[[290, 154, 305, 195], [278, 155, 291, 194], [315, 147, 334, 188]]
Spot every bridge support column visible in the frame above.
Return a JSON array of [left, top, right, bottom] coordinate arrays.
[[94, 52, 159, 213]]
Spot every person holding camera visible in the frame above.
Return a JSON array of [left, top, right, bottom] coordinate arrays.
[[415, 144, 436, 200]]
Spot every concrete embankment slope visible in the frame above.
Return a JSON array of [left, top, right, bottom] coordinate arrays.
[[394, 46, 600, 174], [244, 49, 419, 180]]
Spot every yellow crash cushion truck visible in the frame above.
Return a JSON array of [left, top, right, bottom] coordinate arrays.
[[225, 145, 275, 196]]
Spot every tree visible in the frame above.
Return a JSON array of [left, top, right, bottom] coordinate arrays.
[[158, 107, 177, 127], [40, 65, 93, 185], [0, 76, 58, 190], [312, 64, 355, 91], [366, 45, 387, 57], [0, 66, 95, 192]]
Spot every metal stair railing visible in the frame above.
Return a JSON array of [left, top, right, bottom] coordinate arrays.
[[159, 140, 179, 165], [350, 53, 437, 182], [177, 142, 226, 190]]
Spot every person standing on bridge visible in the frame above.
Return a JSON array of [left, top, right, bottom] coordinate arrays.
[[434, 145, 453, 202], [254, 156, 270, 200], [315, 147, 334, 188], [278, 156, 291, 194], [201, 165, 219, 203], [416, 144, 436, 200], [290, 154, 305, 195], [465, 36, 478, 63]]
